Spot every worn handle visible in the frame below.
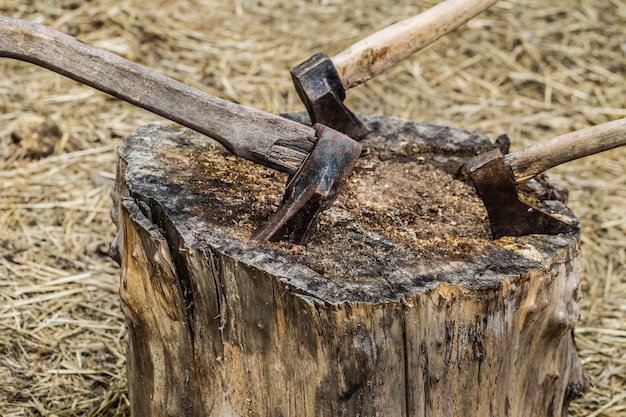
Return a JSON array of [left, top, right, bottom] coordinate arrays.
[[0, 16, 315, 175], [505, 118, 626, 184], [332, 0, 499, 90]]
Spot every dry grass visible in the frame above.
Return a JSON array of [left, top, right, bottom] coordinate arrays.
[[0, 0, 624, 415]]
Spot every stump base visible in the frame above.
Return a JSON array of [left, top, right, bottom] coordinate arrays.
[[111, 115, 589, 416]]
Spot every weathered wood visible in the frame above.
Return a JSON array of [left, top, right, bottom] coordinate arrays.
[[0, 16, 315, 174], [111, 115, 589, 417]]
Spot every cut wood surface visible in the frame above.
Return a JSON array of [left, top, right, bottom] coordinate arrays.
[[112, 116, 588, 416]]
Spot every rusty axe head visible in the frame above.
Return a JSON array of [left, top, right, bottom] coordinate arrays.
[[253, 123, 362, 244], [466, 118, 626, 238], [290, 53, 371, 141], [465, 148, 573, 239], [289, 1, 501, 140]]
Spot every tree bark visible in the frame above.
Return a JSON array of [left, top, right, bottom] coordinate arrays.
[[111, 115, 589, 417]]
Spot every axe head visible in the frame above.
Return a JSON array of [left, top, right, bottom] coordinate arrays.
[[253, 123, 362, 244], [466, 148, 573, 239], [291, 53, 371, 140]]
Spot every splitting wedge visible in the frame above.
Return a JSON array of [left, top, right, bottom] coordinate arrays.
[[0, 16, 362, 244], [466, 118, 626, 239]]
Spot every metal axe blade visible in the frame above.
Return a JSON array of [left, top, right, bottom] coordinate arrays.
[[466, 118, 626, 239], [291, 53, 370, 141], [466, 148, 571, 239], [253, 124, 363, 244]]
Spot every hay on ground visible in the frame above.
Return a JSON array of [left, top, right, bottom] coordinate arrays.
[[0, 0, 624, 415]]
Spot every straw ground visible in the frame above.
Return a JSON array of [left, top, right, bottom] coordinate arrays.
[[1, 0, 624, 415]]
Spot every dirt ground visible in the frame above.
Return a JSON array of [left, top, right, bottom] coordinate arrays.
[[0, 0, 624, 415]]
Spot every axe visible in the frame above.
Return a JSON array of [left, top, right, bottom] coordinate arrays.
[[0, 16, 362, 244], [466, 118, 626, 239], [291, 0, 499, 139]]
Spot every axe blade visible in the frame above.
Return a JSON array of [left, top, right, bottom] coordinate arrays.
[[290, 53, 371, 140], [253, 123, 363, 244], [466, 148, 572, 239]]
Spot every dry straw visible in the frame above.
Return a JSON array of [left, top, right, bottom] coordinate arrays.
[[1, 0, 624, 415]]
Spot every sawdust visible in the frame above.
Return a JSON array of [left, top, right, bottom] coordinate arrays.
[[281, 150, 495, 277], [161, 133, 494, 279]]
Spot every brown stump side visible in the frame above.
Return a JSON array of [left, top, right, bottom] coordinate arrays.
[[111, 115, 589, 417]]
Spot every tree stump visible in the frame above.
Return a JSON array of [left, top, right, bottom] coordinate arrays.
[[110, 115, 589, 417]]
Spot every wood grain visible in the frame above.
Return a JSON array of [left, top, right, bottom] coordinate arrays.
[[0, 16, 316, 175]]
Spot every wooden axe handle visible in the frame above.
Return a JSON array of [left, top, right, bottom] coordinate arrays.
[[0, 16, 315, 175], [505, 118, 626, 184], [332, 0, 499, 90]]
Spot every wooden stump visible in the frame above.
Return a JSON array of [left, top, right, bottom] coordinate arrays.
[[110, 115, 589, 417]]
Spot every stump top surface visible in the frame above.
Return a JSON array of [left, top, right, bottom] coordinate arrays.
[[116, 115, 579, 303]]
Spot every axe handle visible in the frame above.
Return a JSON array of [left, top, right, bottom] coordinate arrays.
[[505, 118, 626, 184], [0, 16, 315, 175], [332, 0, 499, 90]]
